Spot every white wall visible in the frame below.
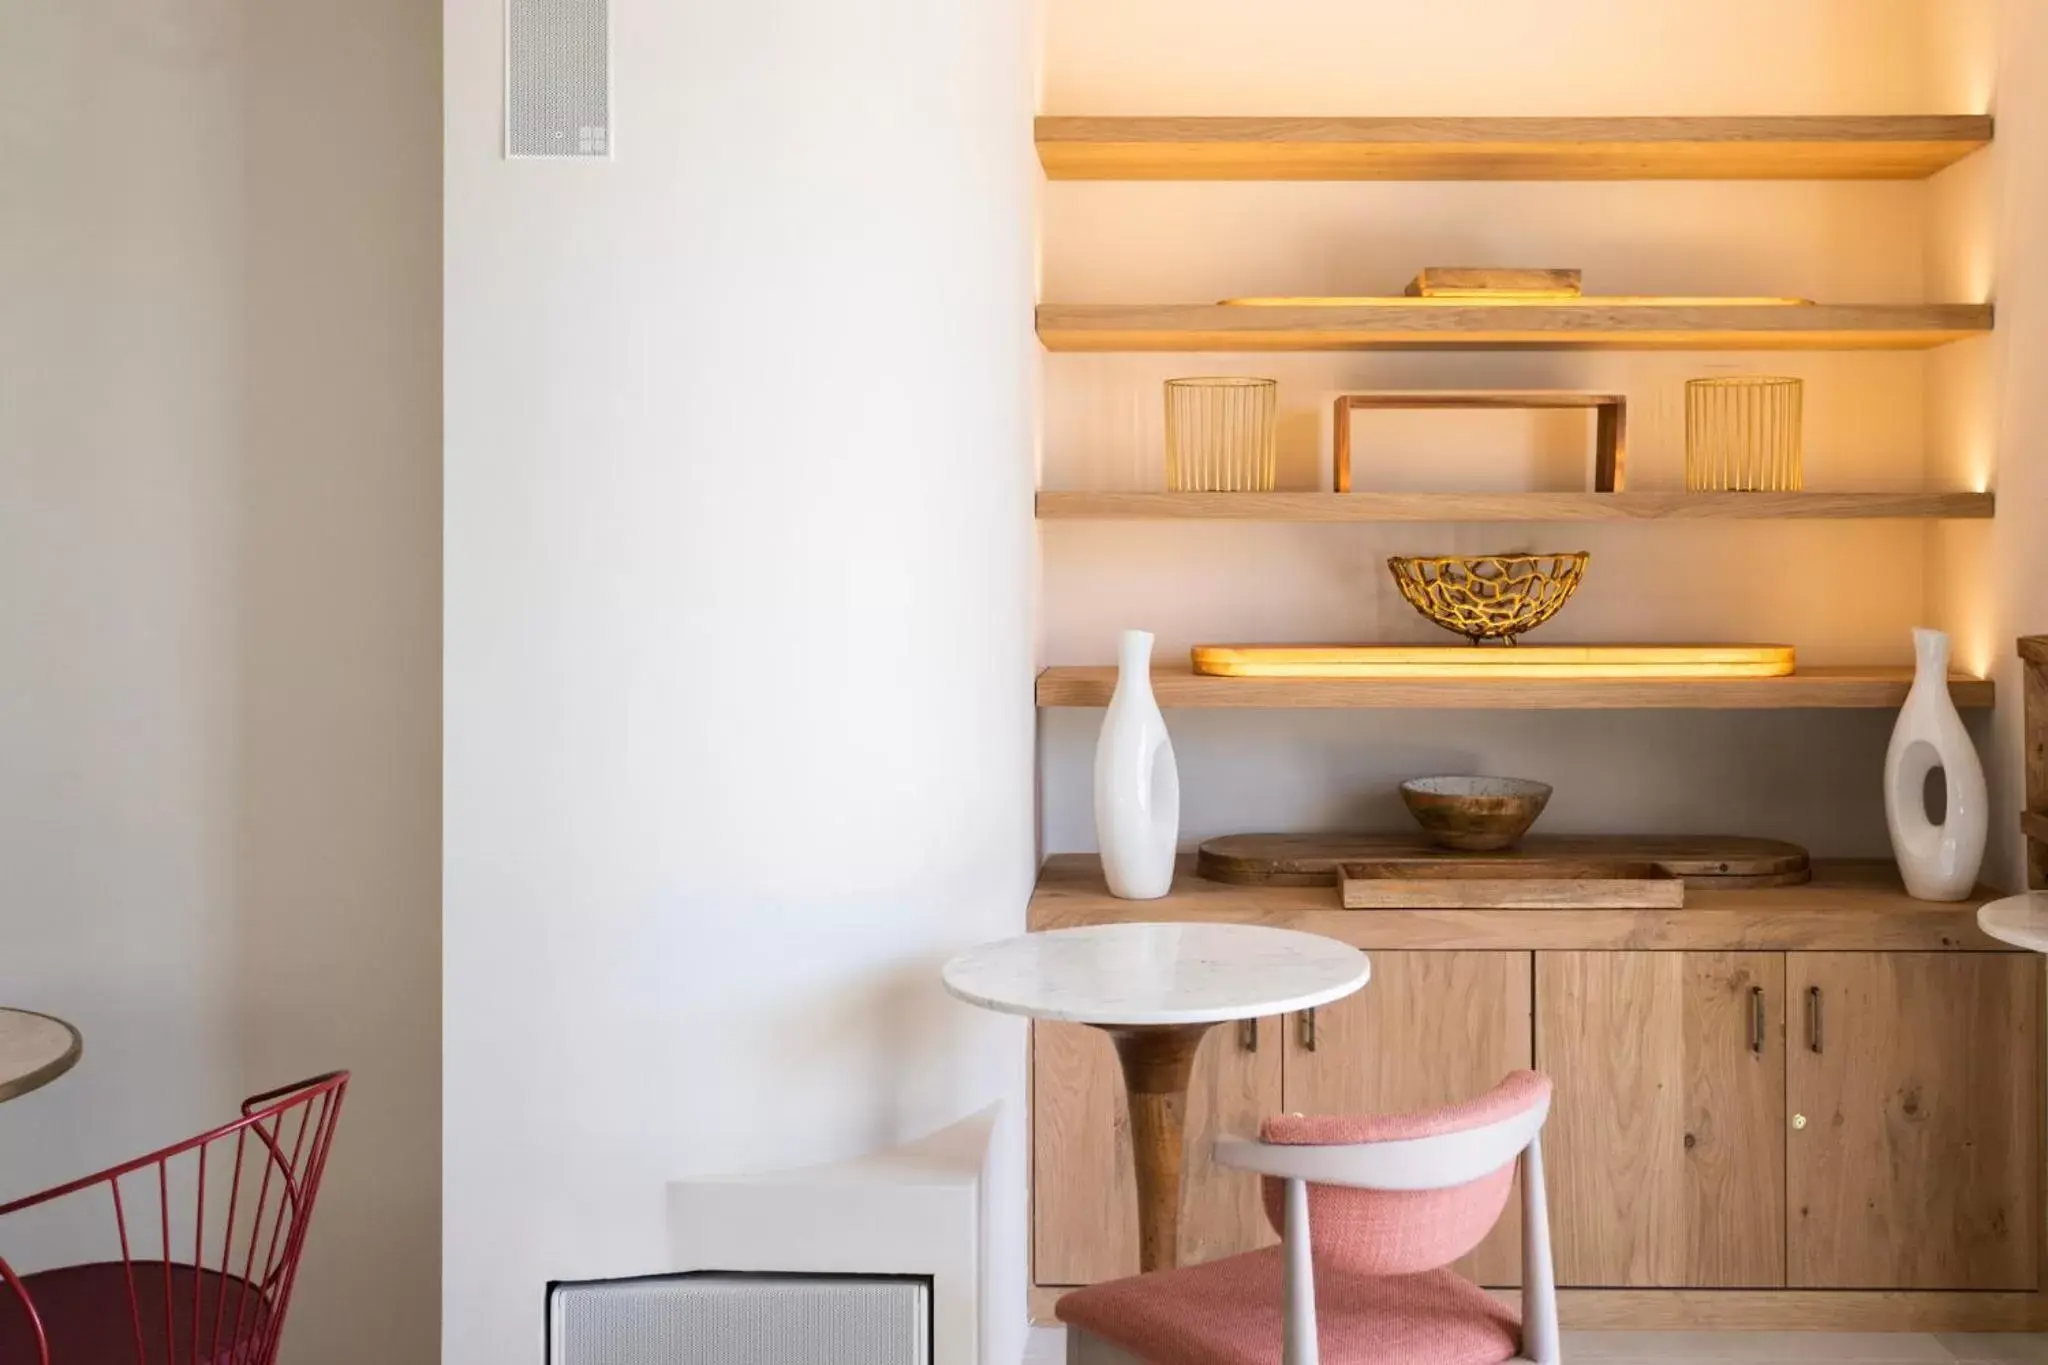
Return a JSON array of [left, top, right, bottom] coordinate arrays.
[[1039, 0, 1988, 858], [1928, 0, 2048, 888], [1, 0, 247, 1193], [440, 1, 1039, 1361], [0, 3, 441, 1361]]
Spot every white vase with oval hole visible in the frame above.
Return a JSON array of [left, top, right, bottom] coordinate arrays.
[[1095, 629, 1180, 900], [1885, 627, 1988, 901]]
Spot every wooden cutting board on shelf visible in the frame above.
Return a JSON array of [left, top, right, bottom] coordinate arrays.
[[1198, 833, 1810, 890]]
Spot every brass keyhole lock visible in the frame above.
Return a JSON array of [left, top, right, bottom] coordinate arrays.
[[1792, 1113, 1808, 1130]]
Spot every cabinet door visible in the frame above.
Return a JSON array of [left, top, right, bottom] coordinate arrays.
[[1033, 1017, 1282, 1284], [1536, 951, 1785, 1288], [1787, 952, 2041, 1290], [1282, 950, 1533, 1287]]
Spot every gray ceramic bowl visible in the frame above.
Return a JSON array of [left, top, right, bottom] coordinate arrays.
[[1400, 776, 1553, 852]]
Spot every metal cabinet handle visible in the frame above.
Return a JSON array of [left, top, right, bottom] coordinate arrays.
[[1239, 1018, 1258, 1053], [1300, 1008, 1318, 1053], [1807, 985, 1823, 1054], [1750, 985, 1766, 1055]]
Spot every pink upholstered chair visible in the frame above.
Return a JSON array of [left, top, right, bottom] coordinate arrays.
[[1057, 1070, 1557, 1365]]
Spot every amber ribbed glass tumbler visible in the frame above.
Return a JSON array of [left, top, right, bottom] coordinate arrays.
[[1164, 377, 1278, 491], [1685, 376, 1804, 491]]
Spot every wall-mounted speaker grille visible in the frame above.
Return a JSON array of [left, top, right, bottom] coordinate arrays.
[[506, 0, 610, 158]]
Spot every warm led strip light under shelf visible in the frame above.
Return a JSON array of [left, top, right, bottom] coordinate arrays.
[[1190, 643, 1798, 680], [1218, 295, 1815, 307]]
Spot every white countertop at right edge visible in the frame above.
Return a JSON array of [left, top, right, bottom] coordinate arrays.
[[1978, 893, 2048, 953]]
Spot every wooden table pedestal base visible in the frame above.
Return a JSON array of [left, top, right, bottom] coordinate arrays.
[[1101, 1021, 1216, 1273]]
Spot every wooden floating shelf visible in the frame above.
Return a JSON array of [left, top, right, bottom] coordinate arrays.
[[1036, 491, 1995, 523], [1036, 302, 1993, 352], [1029, 855, 2010, 953], [1035, 663, 1993, 711], [1035, 115, 1993, 181]]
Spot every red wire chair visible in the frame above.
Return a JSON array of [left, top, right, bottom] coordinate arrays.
[[0, 1072, 348, 1365]]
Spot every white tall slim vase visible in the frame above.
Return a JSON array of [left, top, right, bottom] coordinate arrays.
[[1885, 627, 1988, 902], [1095, 630, 1180, 900]]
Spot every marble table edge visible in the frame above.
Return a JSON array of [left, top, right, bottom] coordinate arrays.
[[941, 970, 1370, 1027], [0, 1009, 84, 1104], [1978, 892, 2048, 954], [939, 923, 1371, 1027]]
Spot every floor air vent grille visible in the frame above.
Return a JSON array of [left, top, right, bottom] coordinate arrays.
[[549, 1273, 931, 1365]]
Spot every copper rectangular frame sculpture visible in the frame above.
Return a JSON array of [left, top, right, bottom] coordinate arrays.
[[2023, 636, 2048, 887], [1333, 390, 1627, 494]]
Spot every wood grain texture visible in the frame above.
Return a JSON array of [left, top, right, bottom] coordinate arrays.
[[1036, 664, 1995, 710], [1280, 951, 1534, 1287], [2026, 640, 2048, 888], [1035, 302, 1994, 352], [1786, 953, 2042, 1290], [1340, 866, 1685, 910], [2019, 807, 2048, 849], [1034, 490, 1996, 522], [1533, 1289, 2046, 1331], [1032, 1020, 1136, 1283], [1031, 1284, 2048, 1331], [1176, 1016, 1284, 1269], [1207, 833, 1807, 888], [1539, 952, 1688, 1286], [1034, 115, 1993, 181], [1033, 1020, 1137, 1284], [1031, 1018, 1280, 1284], [1408, 268, 1582, 298], [1032, 855, 2015, 952], [1680, 953, 1786, 1288], [1106, 1024, 1212, 1273], [1538, 952, 1785, 1287]]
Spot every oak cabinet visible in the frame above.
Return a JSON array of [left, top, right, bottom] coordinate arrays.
[[1032, 952, 1529, 1287], [1281, 950, 1533, 1287], [1536, 952, 1785, 1288], [1536, 950, 2042, 1293], [1786, 953, 2041, 1290], [1031, 1016, 1280, 1283], [1033, 945, 2042, 1301]]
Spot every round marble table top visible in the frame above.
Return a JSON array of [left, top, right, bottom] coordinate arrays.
[[1978, 892, 2048, 954], [0, 1009, 82, 1103], [942, 923, 1370, 1027]]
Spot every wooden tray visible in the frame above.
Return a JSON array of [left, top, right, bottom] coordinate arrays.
[[1199, 833, 1811, 890], [1340, 859, 1686, 910]]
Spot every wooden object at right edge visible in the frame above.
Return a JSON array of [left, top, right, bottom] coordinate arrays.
[[1333, 391, 1626, 493], [2023, 636, 2048, 888]]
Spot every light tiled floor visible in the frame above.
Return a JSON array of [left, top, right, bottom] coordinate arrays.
[[1022, 1327, 2048, 1363]]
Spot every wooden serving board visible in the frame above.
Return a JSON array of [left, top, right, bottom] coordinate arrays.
[[1340, 859, 1686, 910], [1200, 833, 1810, 889], [1406, 267, 1583, 299]]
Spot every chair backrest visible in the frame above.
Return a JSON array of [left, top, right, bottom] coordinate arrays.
[[1255, 1070, 1552, 1276], [0, 1072, 348, 1365]]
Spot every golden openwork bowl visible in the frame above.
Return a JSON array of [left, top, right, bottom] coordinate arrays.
[[1387, 552, 1590, 644]]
